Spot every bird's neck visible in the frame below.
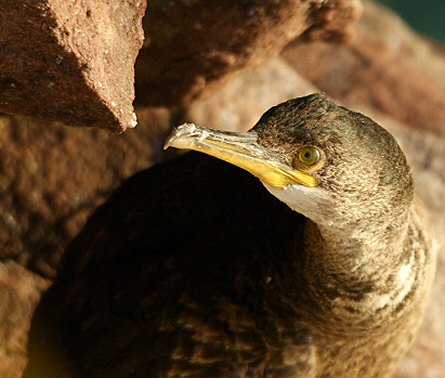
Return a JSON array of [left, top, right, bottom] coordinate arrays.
[[306, 219, 408, 280], [300, 214, 422, 328]]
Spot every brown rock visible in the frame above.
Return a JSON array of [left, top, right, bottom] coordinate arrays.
[[0, 0, 147, 132], [0, 108, 172, 279], [281, 0, 445, 136], [0, 261, 49, 378], [136, 0, 362, 106], [186, 58, 316, 131]]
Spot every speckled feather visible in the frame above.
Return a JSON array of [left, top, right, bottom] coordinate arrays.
[[24, 94, 435, 378]]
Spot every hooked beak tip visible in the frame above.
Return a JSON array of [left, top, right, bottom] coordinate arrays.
[[163, 123, 199, 150]]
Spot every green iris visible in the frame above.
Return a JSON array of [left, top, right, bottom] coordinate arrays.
[[298, 146, 320, 167]]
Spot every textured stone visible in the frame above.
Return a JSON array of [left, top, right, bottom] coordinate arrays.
[[0, 0, 147, 131], [136, 0, 362, 106], [282, 0, 445, 136], [0, 108, 173, 279], [186, 58, 316, 132], [0, 261, 49, 378]]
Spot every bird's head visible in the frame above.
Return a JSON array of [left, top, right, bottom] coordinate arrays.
[[164, 94, 413, 237]]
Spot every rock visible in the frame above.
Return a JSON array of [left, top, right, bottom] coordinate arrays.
[[186, 58, 316, 131], [0, 108, 172, 280], [135, 0, 362, 106], [0, 261, 49, 378], [282, 0, 445, 136], [0, 0, 147, 132]]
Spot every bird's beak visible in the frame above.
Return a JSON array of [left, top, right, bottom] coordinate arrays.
[[164, 123, 318, 189]]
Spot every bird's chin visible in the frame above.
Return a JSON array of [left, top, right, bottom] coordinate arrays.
[[262, 182, 333, 226]]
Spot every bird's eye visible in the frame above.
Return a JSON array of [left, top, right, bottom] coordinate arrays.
[[296, 146, 321, 167]]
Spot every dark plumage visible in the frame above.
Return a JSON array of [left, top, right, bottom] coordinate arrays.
[[24, 94, 435, 378]]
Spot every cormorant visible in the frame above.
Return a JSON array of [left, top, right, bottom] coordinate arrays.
[[24, 94, 435, 378]]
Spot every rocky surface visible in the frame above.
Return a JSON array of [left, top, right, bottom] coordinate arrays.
[[282, 0, 445, 136], [0, 262, 49, 378], [0, 0, 147, 131], [1, 0, 444, 377], [0, 108, 173, 279], [136, 0, 362, 106], [186, 58, 315, 132]]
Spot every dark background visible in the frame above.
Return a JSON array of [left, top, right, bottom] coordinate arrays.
[[378, 0, 445, 43]]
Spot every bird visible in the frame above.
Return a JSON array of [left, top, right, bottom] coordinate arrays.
[[24, 93, 435, 378]]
